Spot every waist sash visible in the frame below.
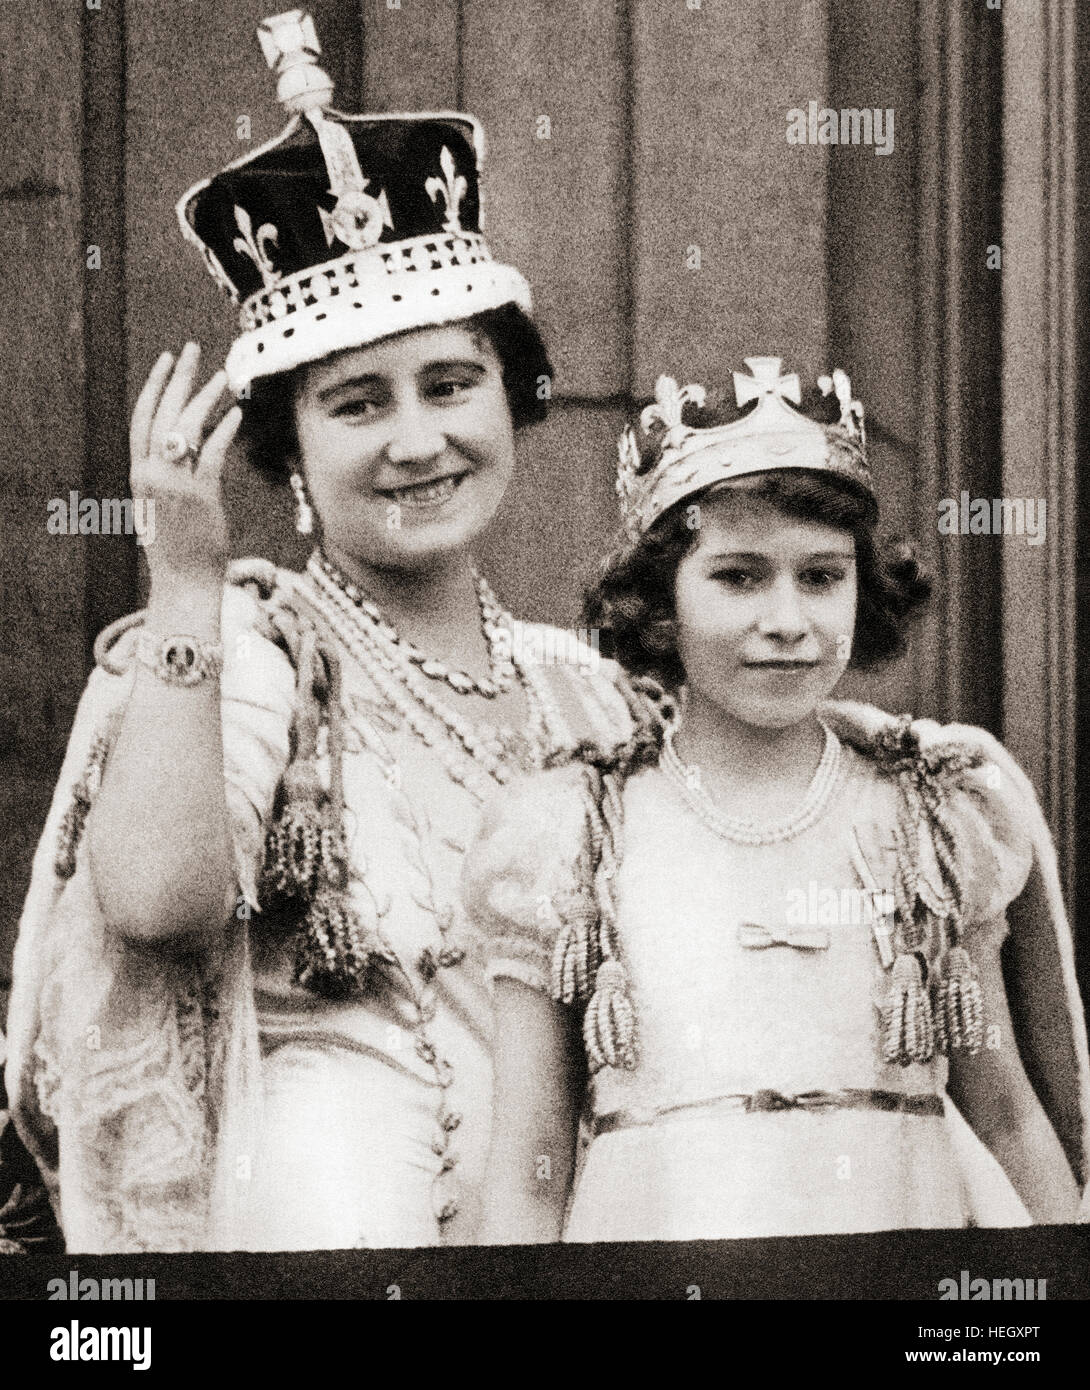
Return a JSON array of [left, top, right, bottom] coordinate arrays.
[[591, 1087, 945, 1137]]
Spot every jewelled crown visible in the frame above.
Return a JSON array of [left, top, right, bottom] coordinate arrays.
[[616, 357, 873, 540], [177, 9, 532, 393]]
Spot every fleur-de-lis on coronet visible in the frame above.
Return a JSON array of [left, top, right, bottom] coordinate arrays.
[[615, 426, 641, 503], [640, 376, 707, 446], [817, 367, 865, 444], [232, 205, 281, 288], [425, 146, 467, 234]]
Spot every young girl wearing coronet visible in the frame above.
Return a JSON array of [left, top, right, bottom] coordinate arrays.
[[4, 12, 639, 1252], [465, 358, 1090, 1242]]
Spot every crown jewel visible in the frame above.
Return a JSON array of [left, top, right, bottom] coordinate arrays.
[[616, 358, 873, 540], [176, 9, 531, 394]]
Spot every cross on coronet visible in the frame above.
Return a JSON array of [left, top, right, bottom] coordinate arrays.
[[733, 357, 802, 409]]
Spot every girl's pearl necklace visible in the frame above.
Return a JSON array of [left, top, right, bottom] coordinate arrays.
[[303, 557, 560, 800], [661, 719, 844, 846]]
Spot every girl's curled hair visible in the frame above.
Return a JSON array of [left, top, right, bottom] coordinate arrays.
[[584, 468, 931, 691]]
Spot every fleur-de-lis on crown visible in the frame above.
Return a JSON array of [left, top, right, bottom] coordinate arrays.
[[733, 357, 801, 408], [640, 376, 706, 447], [817, 367, 865, 444], [615, 427, 640, 492], [615, 427, 645, 538], [232, 204, 281, 288], [425, 146, 467, 234]]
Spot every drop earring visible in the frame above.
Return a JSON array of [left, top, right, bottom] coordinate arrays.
[[289, 470, 314, 535]]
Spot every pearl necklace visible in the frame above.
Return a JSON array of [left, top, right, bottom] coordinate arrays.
[[302, 562, 559, 800], [313, 551, 516, 698], [661, 720, 844, 845]]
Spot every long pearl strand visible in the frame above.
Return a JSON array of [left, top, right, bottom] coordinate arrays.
[[313, 550, 516, 698], [302, 560, 555, 799], [661, 718, 844, 845]]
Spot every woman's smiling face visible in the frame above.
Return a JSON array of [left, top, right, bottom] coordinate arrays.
[[673, 488, 858, 729], [293, 323, 516, 570]]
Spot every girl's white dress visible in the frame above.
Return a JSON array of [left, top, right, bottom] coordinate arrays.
[[466, 704, 1090, 1241], [4, 559, 636, 1252]]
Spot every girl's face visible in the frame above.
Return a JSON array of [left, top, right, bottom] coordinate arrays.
[[673, 490, 857, 729], [293, 323, 516, 570]]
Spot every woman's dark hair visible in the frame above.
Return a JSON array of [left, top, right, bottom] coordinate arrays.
[[237, 302, 552, 481], [584, 467, 932, 690]]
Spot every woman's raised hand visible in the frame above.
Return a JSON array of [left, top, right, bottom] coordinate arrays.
[[130, 342, 242, 586]]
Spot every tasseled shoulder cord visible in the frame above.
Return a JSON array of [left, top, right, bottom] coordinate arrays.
[[52, 569, 385, 1002], [548, 676, 667, 1073], [54, 610, 146, 878], [867, 715, 987, 1067], [257, 592, 393, 999], [54, 710, 123, 881]]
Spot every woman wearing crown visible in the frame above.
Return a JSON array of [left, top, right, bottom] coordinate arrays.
[[466, 359, 1090, 1243], [2, 13, 641, 1253]]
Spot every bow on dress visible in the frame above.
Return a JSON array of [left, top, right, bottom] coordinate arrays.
[[737, 921, 831, 951]]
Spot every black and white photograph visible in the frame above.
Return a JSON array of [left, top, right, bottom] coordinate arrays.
[[1, 0, 1088, 1342]]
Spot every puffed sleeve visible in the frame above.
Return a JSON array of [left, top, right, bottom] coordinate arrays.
[[912, 720, 1035, 947], [461, 763, 593, 995], [219, 576, 296, 911], [827, 700, 1090, 1186]]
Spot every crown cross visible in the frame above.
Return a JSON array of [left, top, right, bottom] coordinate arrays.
[[733, 357, 801, 409], [258, 9, 334, 112], [425, 147, 467, 234]]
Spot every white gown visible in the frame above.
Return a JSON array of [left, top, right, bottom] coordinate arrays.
[[467, 711, 1082, 1243], [5, 560, 636, 1252]]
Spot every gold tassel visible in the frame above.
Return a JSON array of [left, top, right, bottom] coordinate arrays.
[[549, 903, 599, 1005], [934, 945, 984, 1055], [552, 923, 580, 1005], [582, 957, 637, 1072], [293, 887, 393, 999], [882, 952, 935, 1066], [263, 758, 346, 899]]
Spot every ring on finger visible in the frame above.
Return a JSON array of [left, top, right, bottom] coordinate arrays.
[[161, 430, 199, 467]]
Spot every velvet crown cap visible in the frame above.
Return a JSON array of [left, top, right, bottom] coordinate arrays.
[[176, 8, 532, 393]]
